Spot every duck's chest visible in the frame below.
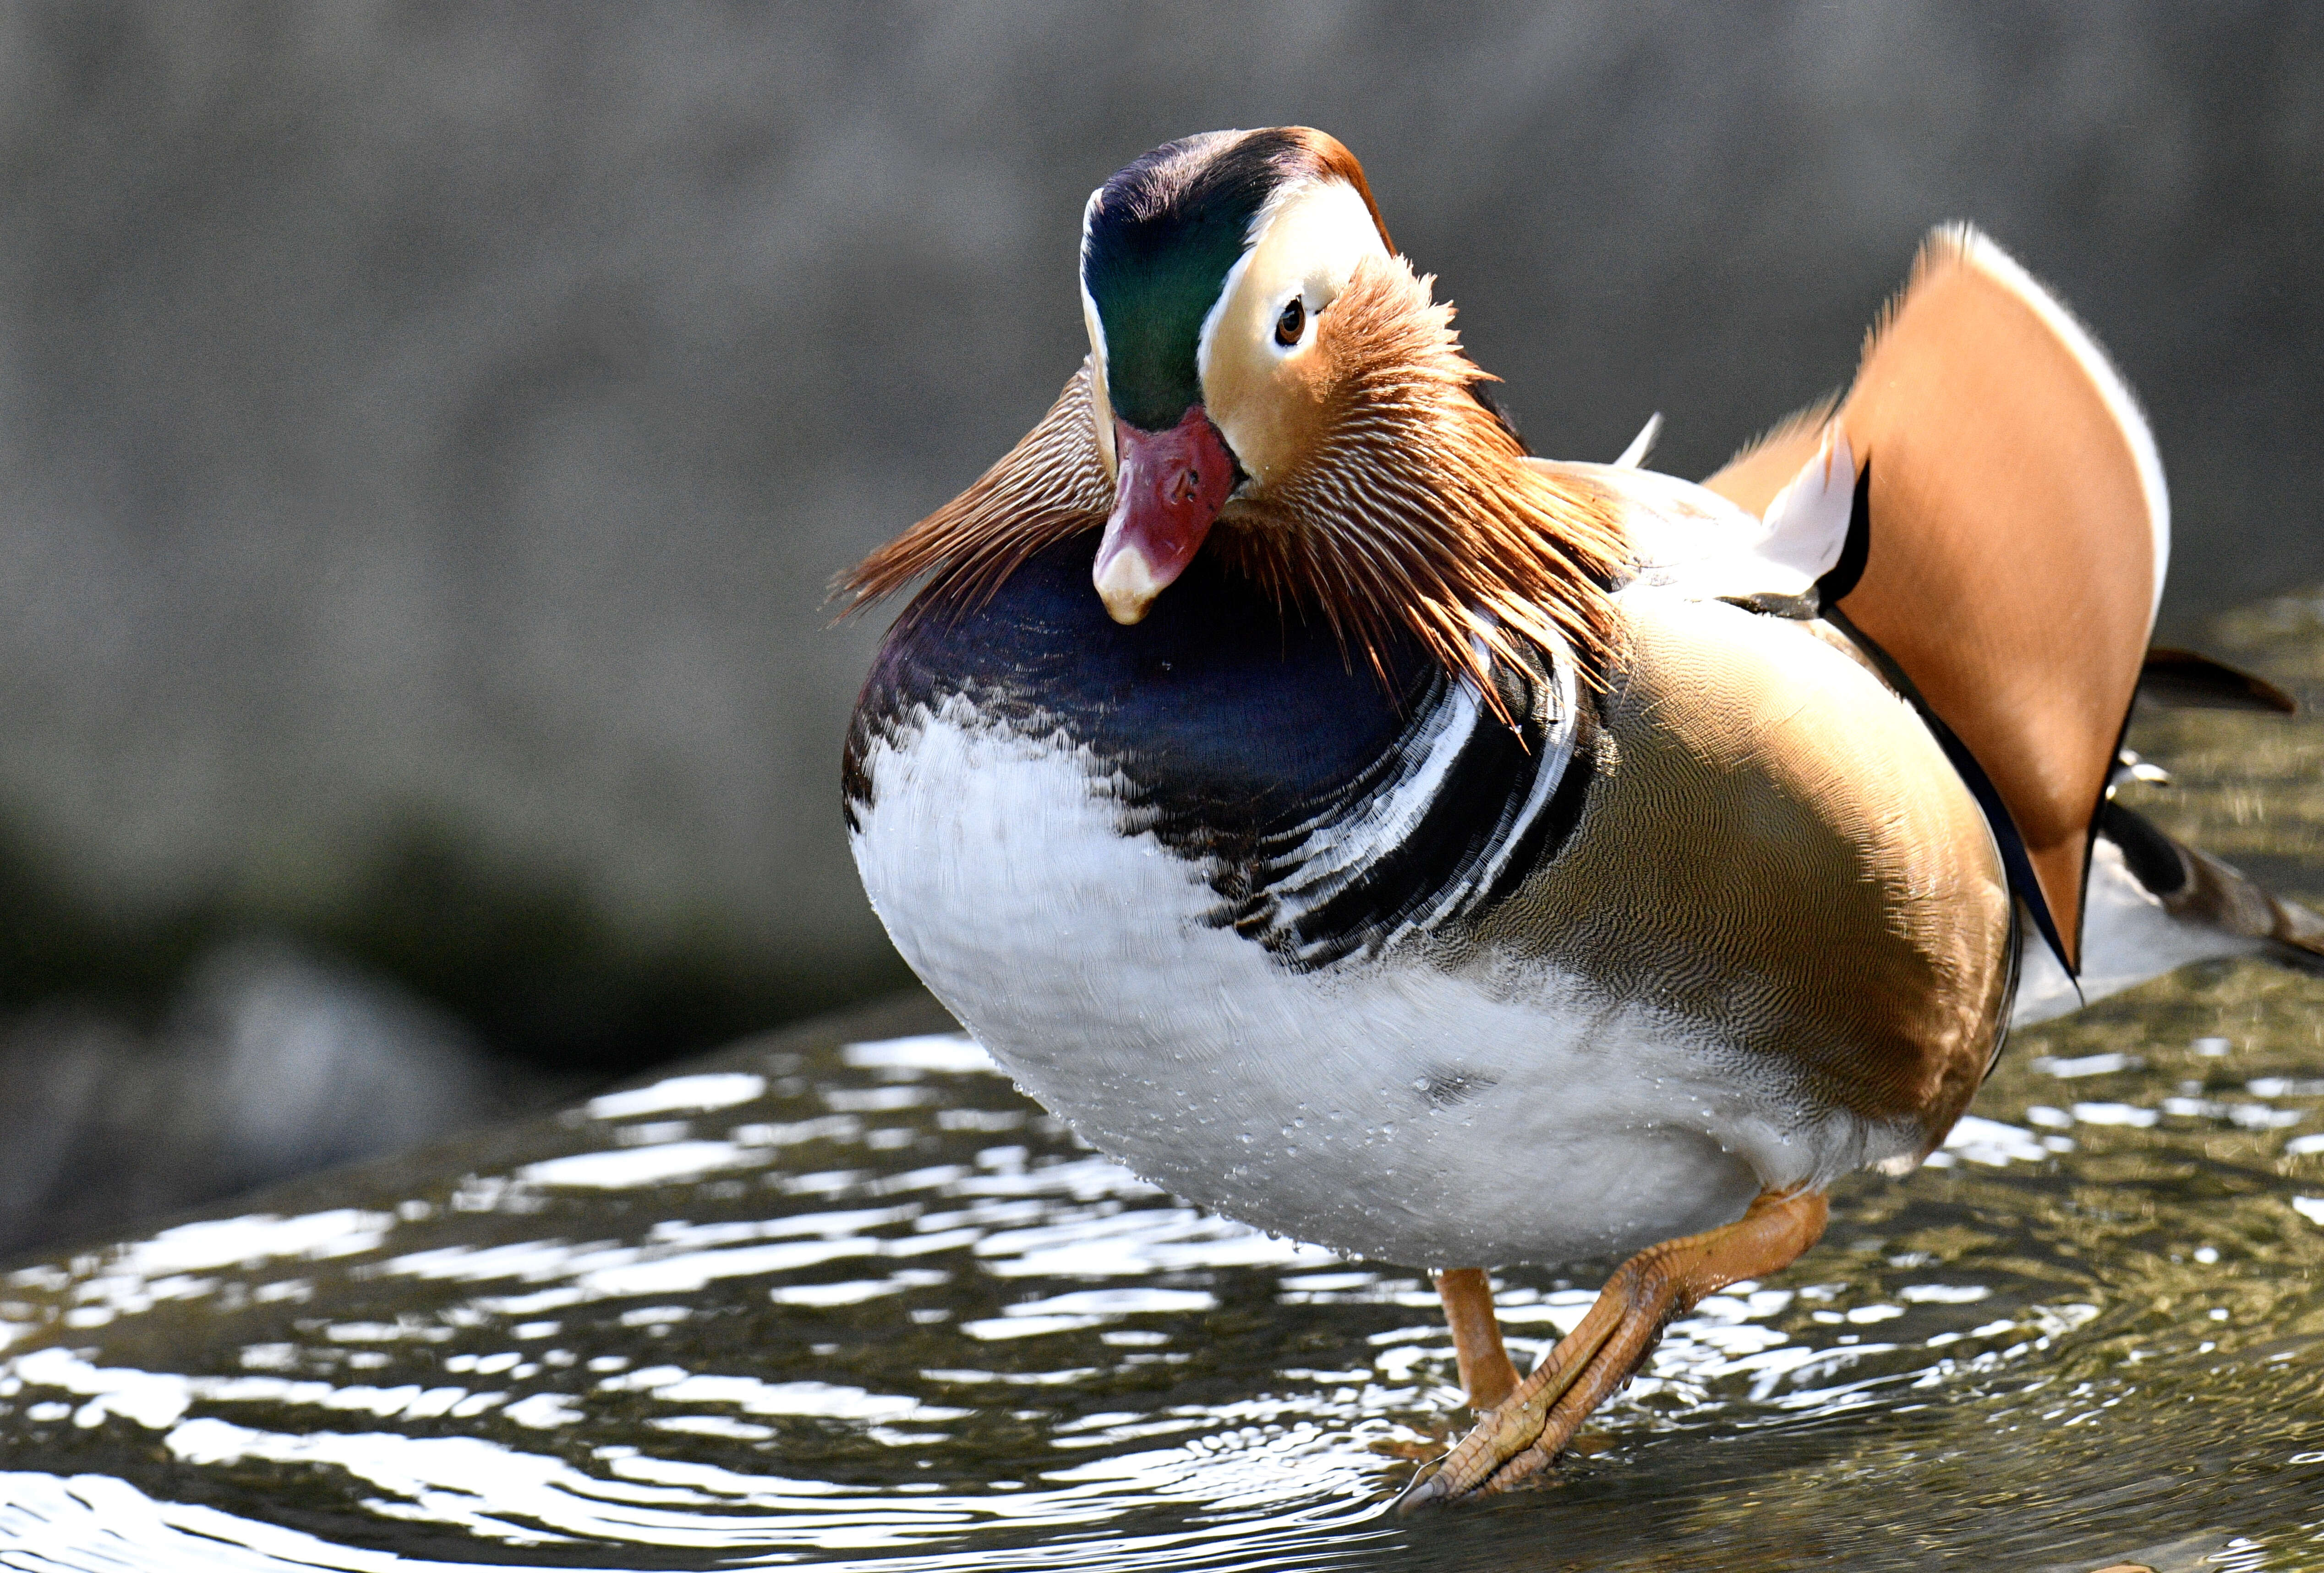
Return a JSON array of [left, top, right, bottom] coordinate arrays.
[[844, 540, 1586, 988], [843, 544, 1785, 1265]]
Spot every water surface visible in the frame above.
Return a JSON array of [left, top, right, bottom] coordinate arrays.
[[4, 592, 2324, 1572]]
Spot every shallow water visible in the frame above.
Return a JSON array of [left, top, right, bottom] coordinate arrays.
[[4, 592, 2324, 1572]]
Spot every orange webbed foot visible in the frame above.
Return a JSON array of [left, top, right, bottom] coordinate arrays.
[[1397, 1186, 1828, 1510]]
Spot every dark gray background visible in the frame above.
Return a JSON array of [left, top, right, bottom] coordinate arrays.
[[0, 1, 2318, 1252]]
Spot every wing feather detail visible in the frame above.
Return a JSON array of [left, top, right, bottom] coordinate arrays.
[[1708, 225, 2168, 969], [1702, 394, 1836, 517]]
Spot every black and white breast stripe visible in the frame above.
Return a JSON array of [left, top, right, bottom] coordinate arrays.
[[849, 536, 1596, 975], [1178, 636, 1592, 969]]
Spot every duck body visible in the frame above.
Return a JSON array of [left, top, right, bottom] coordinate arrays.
[[842, 127, 2323, 1498], [846, 471, 2012, 1268]]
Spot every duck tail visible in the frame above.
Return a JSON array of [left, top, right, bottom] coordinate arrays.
[[2100, 799, 2324, 966]]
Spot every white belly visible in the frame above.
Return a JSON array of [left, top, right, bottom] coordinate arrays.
[[851, 697, 1884, 1268]]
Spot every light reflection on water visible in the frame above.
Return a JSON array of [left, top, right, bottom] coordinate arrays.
[[4, 594, 2324, 1570]]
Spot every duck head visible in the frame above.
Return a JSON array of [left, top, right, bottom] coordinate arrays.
[[1077, 128, 1395, 623], [847, 128, 1628, 699]]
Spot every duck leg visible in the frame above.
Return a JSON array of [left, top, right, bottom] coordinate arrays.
[[1399, 1186, 1828, 1509], [1433, 1268, 1519, 1411]]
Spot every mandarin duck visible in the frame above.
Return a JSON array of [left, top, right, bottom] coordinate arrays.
[[841, 128, 2323, 1504]]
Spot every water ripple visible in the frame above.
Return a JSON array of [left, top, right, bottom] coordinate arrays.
[[3, 600, 2324, 1568]]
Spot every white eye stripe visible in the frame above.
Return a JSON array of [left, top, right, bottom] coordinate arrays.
[[1195, 177, 1392, 485], [1194, 246, 1256, 385], [1198, 180, 1386, 382], [1078, 265, 1117, 475]]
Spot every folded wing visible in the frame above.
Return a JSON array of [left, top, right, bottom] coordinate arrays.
[[1706, 225, 2167, 969]]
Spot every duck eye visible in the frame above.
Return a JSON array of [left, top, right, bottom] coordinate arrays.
[[1274, 297, 1306, 347]]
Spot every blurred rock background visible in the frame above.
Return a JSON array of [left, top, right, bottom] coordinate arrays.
[[0, 1, 2316, 1257]]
